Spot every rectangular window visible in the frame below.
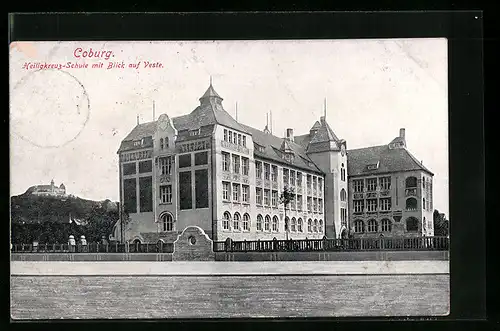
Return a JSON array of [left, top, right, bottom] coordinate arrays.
[[242, 157, 249, 176], [296, 195, 302, 210], [367, 198, 377, 212], [297, 172, 302, 187], [307, 197, 312, 211], [233, 132, 237, 145], [307, 175, 312, 192], [139, 176, 153, 212], [178, 154, 191, 168], [123, 178, 137, 214], [341, 208, 347, 225], [272, 190, 278, 207], [290, 170, 296, 186], [264, 189, 270, 206], [232, 183, 240, 202], [380, 197, 391, 211], [318, 198, 323, 212], [256, 188, 263, 205], [228, 131, 232, 143], [242, 136, 246, 147], [222, 152, 230, 172], [379, 176, 391, 190], [238, 134, 242, 146], [179, 172, 192, 210], [367, 178, 377, 192], [313, 177, 317, 191], [271, 165, 278, 182], [195, 169, 209, 208], [353, 179, 364, 193], [354, 200, 364, 213], [222, 181, 230, 201], [313, 198, 317, 212], [232, 155, 240, 174], [242, 185, 249, 203], [123, 162, 136, 175], [159, 156, 172, 175], [264, 163, 270, 180], [318, 177, 323, 193], [195, 152, 208, 165], [283, 169, 289, 186], [160, 185, 172, 204], [223, 129, 228, 142], [256, 161, 262, 178]]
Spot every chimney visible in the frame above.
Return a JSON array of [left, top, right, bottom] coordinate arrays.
[[137, 115, 140, 125], [399, 128, 405, 139], [286, 128, 294, 142]]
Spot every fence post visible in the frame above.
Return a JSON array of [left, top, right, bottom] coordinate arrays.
[[360, 238, 364, 250]]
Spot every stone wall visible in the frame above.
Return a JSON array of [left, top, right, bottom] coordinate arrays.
[[172, 226, 214, 261]]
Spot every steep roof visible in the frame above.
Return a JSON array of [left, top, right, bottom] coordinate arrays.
[[118, 85, 247, 152], [240, 124, 323, 174], [309, 116, 341, 145], [347, 145, 434, 176]]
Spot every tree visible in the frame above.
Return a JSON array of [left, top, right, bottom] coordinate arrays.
[[280, 186, 295, 240], [433, 209, 449, 237]]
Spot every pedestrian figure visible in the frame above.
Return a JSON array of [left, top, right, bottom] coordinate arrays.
[[101, 235, 108, 245], [68, 235, 76, 253], [80, 235, 88, 252]]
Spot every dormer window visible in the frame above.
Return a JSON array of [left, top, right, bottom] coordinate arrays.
[[366, 162, 380, 171], [190, 129, 200, 136], [283, 152, 295, 163], [133, 140, 141, 147], [254, 143, 265, 153]]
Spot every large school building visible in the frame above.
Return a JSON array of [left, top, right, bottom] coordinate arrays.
[[111, 83, 434, 244]]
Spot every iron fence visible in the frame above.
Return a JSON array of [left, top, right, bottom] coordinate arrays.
[[213, 236, 449, 252], [11, 242, 174, 254]]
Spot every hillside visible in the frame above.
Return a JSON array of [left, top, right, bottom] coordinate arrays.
[[10, 193, 119, 244]]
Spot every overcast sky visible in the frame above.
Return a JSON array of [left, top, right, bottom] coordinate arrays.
[[10, 39, 449, 216]]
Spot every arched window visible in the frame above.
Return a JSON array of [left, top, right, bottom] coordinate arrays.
[[256, 214, 263, 231], [160, 213, 174, 232], [243, 213, 250, 231], [367, 219, 378, 232], [291, 217, 297, 232], [164, 137, 169, 148], [341, 163, 346, 181], [313, 219, 318, 232], [233, 212, 241, 231], [272, 216, 279, 232], [406, 197, 418, 211], [160, 138, 164, 150], [307, 219, 313, 232], [381, 219, 392, 232], [405, 176, 417, 188], [340, 189, 347, 202], [264, 215, 271, 231], [318, 219, 323, 233], [406, 217, 419, 232], [354, 220, 364, 233], [223, 212, 231, 230], [297, 218, 303, 232]]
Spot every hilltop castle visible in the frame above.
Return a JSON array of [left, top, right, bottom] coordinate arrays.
[[26, 179, 67, 197]]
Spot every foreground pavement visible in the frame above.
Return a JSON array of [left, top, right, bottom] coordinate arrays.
[[10, 260, 449, 276]]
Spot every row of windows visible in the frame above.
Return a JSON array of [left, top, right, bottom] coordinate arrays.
[[353, 176, 392, 193], [222, 182, 250, 203], [353, 219, 393, 233], [223, 129, 247, 147], [222, 212, 324, 233], [353, 198, 392, 212], [222, 152, 250, 175]]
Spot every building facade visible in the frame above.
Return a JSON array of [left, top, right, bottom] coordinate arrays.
[[113, 84, 433, 244]]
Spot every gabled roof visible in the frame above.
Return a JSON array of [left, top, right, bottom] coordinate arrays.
[[347, 145, 434, 176], [309, 117, 340, 145], [118, 85, 247, 153], [240, 124, 323, 174]]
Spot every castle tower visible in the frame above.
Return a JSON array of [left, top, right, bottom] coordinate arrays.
[[306, 116, 348, 238]]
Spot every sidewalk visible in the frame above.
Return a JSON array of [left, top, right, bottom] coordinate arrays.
[[11, 260, 449, 276]]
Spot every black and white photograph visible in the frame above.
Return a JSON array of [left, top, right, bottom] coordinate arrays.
[[10, 37, 451, 319]]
